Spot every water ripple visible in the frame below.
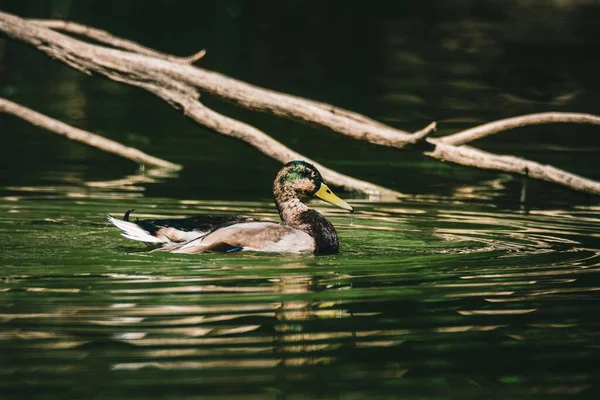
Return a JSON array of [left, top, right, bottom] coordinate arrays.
[[1, 196, 599, 397]]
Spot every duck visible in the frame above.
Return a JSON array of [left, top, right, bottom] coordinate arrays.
[[108, 160, 354, 255]]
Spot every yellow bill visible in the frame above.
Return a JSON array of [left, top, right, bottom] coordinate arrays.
[[314, 183, 354, 212]]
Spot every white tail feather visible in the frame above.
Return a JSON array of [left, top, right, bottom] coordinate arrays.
[[107, 215, 164, 243]]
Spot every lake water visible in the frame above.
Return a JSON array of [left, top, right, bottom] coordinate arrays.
[[1, 1, 600, 399]]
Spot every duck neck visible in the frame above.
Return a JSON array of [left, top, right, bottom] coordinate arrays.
[[275, 198, 339, 255], [276, 198, 310, 227]]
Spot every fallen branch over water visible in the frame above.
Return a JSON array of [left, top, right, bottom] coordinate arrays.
[[0, 97, 181, 170], [29, 19, 207, 64], [440, 112, 600, 146], [1, 11, 599, 196]]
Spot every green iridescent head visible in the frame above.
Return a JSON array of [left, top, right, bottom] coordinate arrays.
[[273, 161, 353, 212]]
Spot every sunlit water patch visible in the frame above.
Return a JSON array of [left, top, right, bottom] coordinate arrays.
[[1, 192, 599, 399]]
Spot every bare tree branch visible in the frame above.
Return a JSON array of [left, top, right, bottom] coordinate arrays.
[[0, 97, 181, 170], [3, 12, 406, 197], [1, 11, 600, 196], [440, 112, 600, 146], [29, 19, 405, 134], [95, 70, 405, 197], [409, 122, 437, 145], [29, 19, 206, 64], [4, 12, 418, 149], [428, 143, 600, 195], [174, 96, 403, 197]]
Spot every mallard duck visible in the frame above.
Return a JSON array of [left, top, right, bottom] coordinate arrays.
[[108, 161, 353, 255]]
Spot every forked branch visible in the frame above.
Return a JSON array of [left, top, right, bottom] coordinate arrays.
[[1, 11, 599, 197]]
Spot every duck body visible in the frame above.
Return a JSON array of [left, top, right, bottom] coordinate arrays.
[[172, 221, 316, 254], [108, 161, 352, 255]]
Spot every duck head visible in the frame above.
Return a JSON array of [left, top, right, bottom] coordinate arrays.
[[273, 161, 353, 212]]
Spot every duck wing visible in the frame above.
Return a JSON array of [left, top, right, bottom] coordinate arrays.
[[108, 209, 258, 244], [167, 221, 315, 254]]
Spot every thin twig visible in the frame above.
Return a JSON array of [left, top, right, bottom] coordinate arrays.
[[410, 121, 436, 145], [29, 19, 206, 64], [520, 167, 529, 205], [440, 112, 600, 146], [0, 97, 181, 170], [179, 49, 207, 64]]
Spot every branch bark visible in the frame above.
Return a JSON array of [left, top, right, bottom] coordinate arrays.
[[29, 19, 206, 64], [428, 143, 600, 195], [176, 96, 401, 196], [409, 122, 437, 146], [28, 18, 413, 139], [1, 13, 401, 198], [1, 11, 600, 196], [0, 97, 181, 170], [440, 112, 600, 146]]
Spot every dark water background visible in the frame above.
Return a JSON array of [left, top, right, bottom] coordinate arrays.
[[1, 1, 600, 399]]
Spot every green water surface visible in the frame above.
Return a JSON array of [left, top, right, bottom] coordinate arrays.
[[1, 1, 600, 399], [1, 191, 599, 399]]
